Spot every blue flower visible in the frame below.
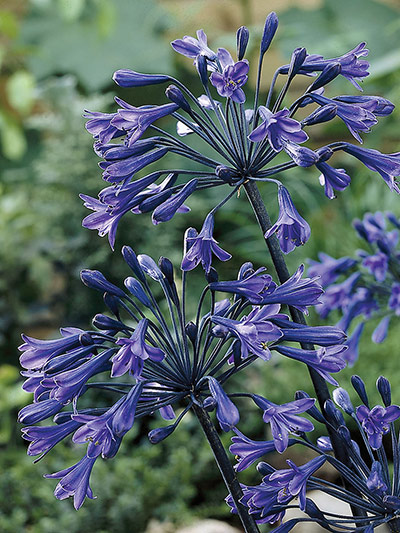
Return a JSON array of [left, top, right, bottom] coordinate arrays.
[[209, 266, 272, 302], [112, 69, 169, 87], [308, 252, 356, 286], [112, 319, 165, 378], [181, 213, 231, 272], [344, 144, 400, 193], [44, 455, 98, 510], [210, 49, 249, 103], [310, 93, 377, 142], [264, 186, 311, 253], [252, 395, 315, 453], [316, 161, 351, 199], [229, 429, 285, 472], [356, 404, 400, 449], [389, 283, 400, 315], [110, 99, 179, 147], [171, 29, 216, 60], [22, 419, 82, 457], [248, 107, 308, 150], [211, 306, 283, 361], [208, 377, 240, 432], [362, 252, 388, 282]]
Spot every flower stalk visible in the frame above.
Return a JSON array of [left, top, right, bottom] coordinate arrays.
[[192, 404, 261, 533]]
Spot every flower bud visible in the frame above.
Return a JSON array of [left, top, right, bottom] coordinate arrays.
[[165, 85, 191, 113], [80, 270, 126, 299], [185, 321, 198, 345], [103, 293, 121, 317], [324, 399, 345, 427], [308, 63, 341, 92], [260, 12, 278, 56], [288, 47, 307, 80], [236, 26, 249, 60], [159, 256, 174, 284], [113, 69, 169, 87], [196, 54, 209, 86], [333, 387, 354, 415], [302, 105, 337, 127], [206, 267, 219, 284], [257, 461, 275, 476], [122, 246, 145, 282], [124, 277, 152, 307], [351, 375, 369, 407], [92, 314, 127, 332], [138, 189, 173, 213], [148, 424, 176, 444], [137, 254, 164, 281], [215, 165, 240, 184], [203, 396, 216, 411], [377, 376, 392, 407]]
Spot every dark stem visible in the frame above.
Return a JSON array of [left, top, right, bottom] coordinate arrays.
[[243, 180, 367, 521], [192, 404, 261, 533]]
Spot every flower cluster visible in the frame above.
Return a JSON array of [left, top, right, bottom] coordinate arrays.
[[18, 246, 346, 509], [308, 211, 400, 365], [82, 13, 398, 259], [227, 376, 400, 532]]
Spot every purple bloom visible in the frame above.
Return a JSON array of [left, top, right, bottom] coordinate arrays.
[[333, 95, 395, 117], [112, 319, 165, 378], [111, 99, 179, 147], [311, 93, 377, 142], [19, 328, 85, 371], [100, 148, 168, 183], [181, 213, 231, 272], [211, 306, 283, 361], [252, 395, 315, 453], [229, 429, 285, 471], [344, 144, 400, 193], [18, 398, 64, 425], [362, 252, 388, 282], [248, 455, 326, 519], [308, 252, 356, 286], [171, 29, 216, 60], [342, 322, 364, 366], [210, 49, 249, 103], [208, 377, 240, 432], [275, 345, 347, 386], [282, 139, 319, 167], [112, 69, 169, 87], [152, 178, 197, 225], [41, 348, 113, 404], [264, 186, 311, 254], [45, 455, 97, 509], [367, 461, 388, 495], [316, 161, 351, 199], [367, 308, 394, 343], [22, 419, 82, 457], [209, 267, 272, 302], [84, 110, 120, 144], [356, 404, 400, 449], [248, 107, 308, 150], [282, 42, 369, 90], [389, 283, 400, 315], [318, 272, 361, 318], [259, 264, 322, 314]]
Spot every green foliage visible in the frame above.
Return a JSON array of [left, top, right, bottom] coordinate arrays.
[[19, 0, 174, 91]]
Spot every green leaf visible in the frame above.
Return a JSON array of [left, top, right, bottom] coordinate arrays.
[[20, 0, 175, 90], [6, 71, 36, 115], [0, 112, 26, 160]]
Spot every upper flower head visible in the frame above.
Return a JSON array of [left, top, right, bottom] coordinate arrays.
[[171, 29, 217, 60]]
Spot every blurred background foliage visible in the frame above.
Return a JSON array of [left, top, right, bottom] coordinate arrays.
[[0, 0, 399, 531]]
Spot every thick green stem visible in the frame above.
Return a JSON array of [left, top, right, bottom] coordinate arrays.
[[193, 404, 260, 533]]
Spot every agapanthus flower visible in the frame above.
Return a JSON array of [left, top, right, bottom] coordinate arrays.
[[308, 211, 400, 362], [252, 395, 315, 452], [19, 243, 348, 509], [181, 212, 231, 273], [264, 186, 311, 253], [248, 107, 308, 150], [81, 16, 397, 256], [229, 377, 400, 532]]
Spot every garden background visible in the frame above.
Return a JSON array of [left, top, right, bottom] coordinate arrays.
[[1, 0, 399, 531]]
